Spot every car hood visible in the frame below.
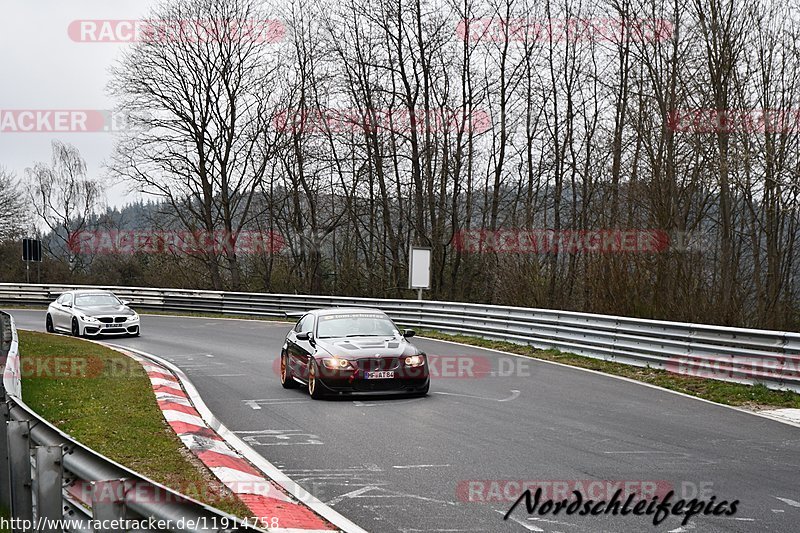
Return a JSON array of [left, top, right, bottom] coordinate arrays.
[[314, 336, 419, 359], [74, 305, 134, 317]]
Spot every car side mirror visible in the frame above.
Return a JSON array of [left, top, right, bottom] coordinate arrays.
[[64, 302, 72, 308], [403, 329, 415, 338], [297, 331, 316, 345], [121, 300, 130, 305]]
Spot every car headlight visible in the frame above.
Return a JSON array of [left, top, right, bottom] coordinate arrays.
[[81, 315, 99, 323], [128, 313, 139, 322], [405, 355, 425, 367], [322, 357, 352, 370]]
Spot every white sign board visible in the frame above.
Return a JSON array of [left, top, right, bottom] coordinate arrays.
[[408, 247, 431, 289]]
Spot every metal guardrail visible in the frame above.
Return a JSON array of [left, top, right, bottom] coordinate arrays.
[[0, 309, 264, 532], [1, 283, 798, 392]]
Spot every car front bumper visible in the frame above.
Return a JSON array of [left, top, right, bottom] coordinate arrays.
[[81, 319, 140, 336], [316, 369, 430, 394]]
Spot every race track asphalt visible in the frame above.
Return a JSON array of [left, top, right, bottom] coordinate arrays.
[[8, 310, 800, 533]]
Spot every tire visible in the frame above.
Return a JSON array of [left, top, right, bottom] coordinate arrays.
[[307, 360, 326, 400], [45, 314, 54, 333], [71, 317, 81, 337], [281, 353, 299, 389]]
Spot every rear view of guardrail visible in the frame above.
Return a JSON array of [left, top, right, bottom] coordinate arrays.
[[1, 283, 799, 392], [0, 310, 263, 533]]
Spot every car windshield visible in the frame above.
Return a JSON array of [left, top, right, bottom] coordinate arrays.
[[316, 313, 398, 338], [74, 294, 121, 307]]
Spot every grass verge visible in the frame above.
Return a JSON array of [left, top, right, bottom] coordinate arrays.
[[419, 330, 800, 409], [18, 330, 251, 517]]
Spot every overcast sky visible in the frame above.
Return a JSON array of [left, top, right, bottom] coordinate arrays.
[[0, 0, 162, 208]]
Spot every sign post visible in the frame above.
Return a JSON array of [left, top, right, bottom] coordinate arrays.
[[408, 246, 431, 300], [22, 238, 42, 284]]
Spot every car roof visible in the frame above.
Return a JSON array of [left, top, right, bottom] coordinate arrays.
[[313, 307, 385, 316], [64, 290, 115, 296]]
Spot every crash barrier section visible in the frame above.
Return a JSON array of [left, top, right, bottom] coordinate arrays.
[[1, 283, 798, 393]]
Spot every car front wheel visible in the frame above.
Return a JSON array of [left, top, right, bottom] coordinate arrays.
[[281, 353, 299, 389], [45, 314, 54, 333], [307, 360, 326, 400], [71, 317, 81, 337]]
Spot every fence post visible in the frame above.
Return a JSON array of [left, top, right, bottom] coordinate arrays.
[[0, 402, 10, 510], [91, 479, 128, 532], [7, 420, 33, 530], [34, 446, 63, 532]]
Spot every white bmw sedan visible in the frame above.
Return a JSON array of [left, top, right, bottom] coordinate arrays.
[[46, 290, 141, 337]]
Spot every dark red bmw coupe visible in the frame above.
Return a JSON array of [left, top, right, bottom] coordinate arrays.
[[280, 308, 430, 399]]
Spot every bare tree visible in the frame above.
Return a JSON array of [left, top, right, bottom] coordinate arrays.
[[0, 166, 29, 242], [110, 0, 283, 290], [25, 141, 103, 270]]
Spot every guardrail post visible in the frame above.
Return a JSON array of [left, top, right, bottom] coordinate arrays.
[[0, 402, 10, 510], [34, 446, 63, 532], [7, 420, 33, 529], [91, 479, 128, 532]]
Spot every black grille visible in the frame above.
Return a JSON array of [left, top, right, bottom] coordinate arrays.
[[355, 357, 401, 372], [98, 317, 113, 324], [114, 317, 127, 323]]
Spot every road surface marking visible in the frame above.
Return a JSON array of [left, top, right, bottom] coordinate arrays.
[[494, 510, 543, 531], [328, 485, 457, 506], [236, 429, 323, 446], [499, 389, 521, 402], [244, 398, 309, 409], [327, 486, 375, 505], [433, 389, 520, 402], [392, 464, 450, 469], [775, 496, 800, 507]]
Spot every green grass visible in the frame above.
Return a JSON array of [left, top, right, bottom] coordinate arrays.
[[419, 330, 800, 409], [18, 330, 251, 517], [0, 505, 9, 533]]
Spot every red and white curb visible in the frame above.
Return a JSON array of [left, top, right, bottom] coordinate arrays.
[[114, 346, 352, 533]]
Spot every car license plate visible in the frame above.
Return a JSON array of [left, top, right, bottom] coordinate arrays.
[[103, 323, 113, 328], [365, 371, 394, 379]]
